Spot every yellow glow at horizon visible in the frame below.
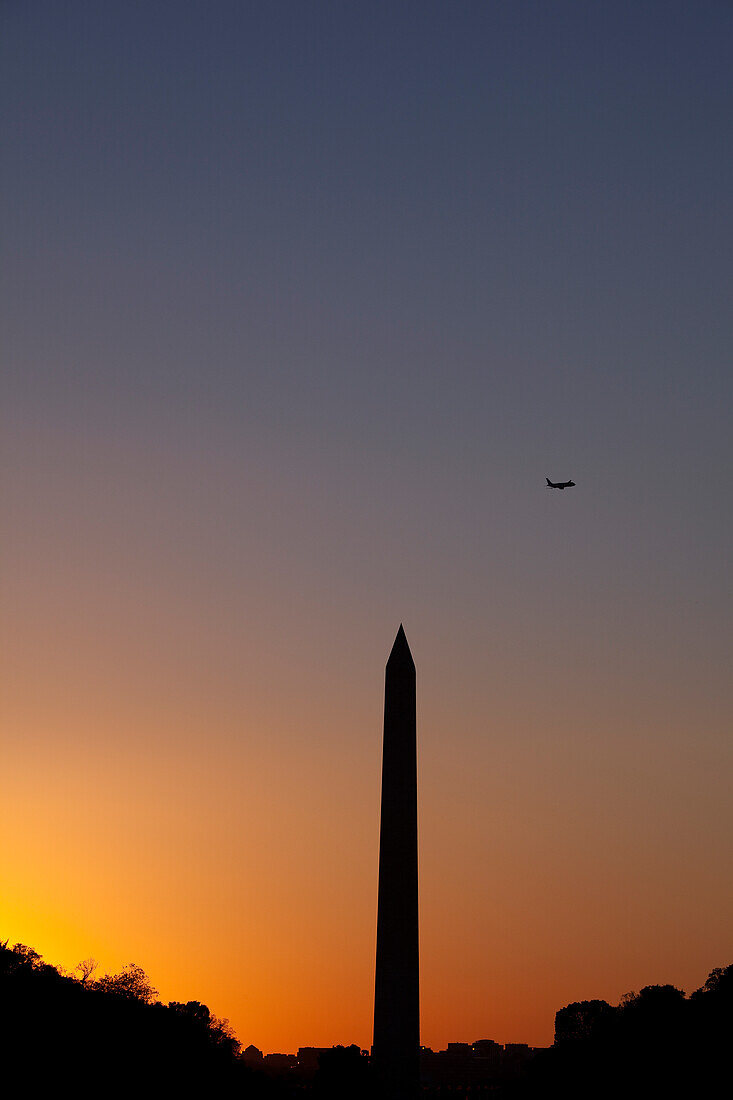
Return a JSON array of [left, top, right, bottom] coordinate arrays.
[[4, 662, 731, 1055]]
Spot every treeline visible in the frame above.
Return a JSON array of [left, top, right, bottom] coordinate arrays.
[[0, 941, 367, 1097], [519, 964, 733, 1099], [2, 939, 731, 1098], [0, 940, 271, 1096]]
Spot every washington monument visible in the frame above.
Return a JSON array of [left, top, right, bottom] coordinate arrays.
[[372, 625, 420, 1099]]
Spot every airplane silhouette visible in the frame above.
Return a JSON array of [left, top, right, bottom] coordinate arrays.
[[546, 477, 575, 489]]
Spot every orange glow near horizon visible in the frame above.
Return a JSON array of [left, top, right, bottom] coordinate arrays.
[[4, 5, 733, 1051], [4, 615, 731, 1054], [4, 0, 733, 1064]]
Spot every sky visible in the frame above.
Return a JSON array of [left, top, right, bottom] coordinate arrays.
[[2, 0, 732, 1052]]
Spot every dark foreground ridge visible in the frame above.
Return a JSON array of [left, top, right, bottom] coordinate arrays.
[[2, 940, 731, 1098]]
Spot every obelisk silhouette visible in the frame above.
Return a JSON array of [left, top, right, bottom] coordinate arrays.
[[372, 625, 419, 1100]]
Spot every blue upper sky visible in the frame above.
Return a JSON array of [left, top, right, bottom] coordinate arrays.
[[5, 0, 732, 680], [5, 0, 732, 632]]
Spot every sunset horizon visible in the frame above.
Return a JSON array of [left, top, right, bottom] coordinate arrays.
[[3, 1, 732, 1077], [4, 616, 730, 1055]]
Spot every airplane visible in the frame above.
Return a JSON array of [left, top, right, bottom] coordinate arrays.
[[546, 477, 575, 489]]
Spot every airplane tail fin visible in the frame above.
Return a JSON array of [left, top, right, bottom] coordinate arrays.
[[546, 477, 552, 486]]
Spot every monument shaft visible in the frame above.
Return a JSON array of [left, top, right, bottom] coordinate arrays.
[[373, 626, 419, 1099]]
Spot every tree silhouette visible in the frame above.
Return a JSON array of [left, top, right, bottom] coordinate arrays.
[[3, 939, 732, 1098], [313, 1045, 372, 1099], [525, 970, 731, 1100], [95, 962, 158, 1002], [554, 998, 614, 1043], [0, 942, 269, 1097], [75, 957, 99, 985]]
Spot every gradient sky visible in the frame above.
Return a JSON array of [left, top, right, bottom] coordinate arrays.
[[3, 1, 732, 1052]]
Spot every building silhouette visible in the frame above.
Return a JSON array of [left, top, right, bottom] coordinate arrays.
[[372, 625, 420, 1099]]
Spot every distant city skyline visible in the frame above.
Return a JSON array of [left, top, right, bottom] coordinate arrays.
[[3, 1, 732, 1053]]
